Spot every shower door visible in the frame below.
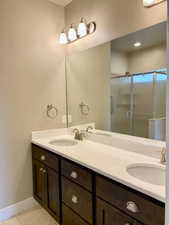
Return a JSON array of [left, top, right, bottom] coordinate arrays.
[[111, 76, 133, 135], [132, 74, 154, 138], [111, 72, 167, 139]]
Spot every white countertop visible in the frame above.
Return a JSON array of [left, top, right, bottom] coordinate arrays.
[[32, 129, 165, 203]]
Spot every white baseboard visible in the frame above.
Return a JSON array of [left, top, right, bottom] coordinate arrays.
[[0, 197, 39, 222]]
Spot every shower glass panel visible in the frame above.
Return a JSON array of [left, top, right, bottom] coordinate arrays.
[[151, 71, 167, 140], [111, 77, 132, 135], [154, 71, 167, 118], [132, 74, 154, 138], [111, 70, 167, 140]]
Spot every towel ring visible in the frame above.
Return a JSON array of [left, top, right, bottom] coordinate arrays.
[[46, 104, 58, 119], [79, 102, 90, 115]]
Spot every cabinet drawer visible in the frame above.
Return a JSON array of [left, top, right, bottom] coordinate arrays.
[[62, 204, 89, 225], [96, 198, 142, 225], [96, 175, 165, 225], [32, 145, 58, 172], [61, 159, 92, 191], [62, 177, 93, 224]]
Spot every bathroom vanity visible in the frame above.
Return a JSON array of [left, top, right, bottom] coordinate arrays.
[[30, 14, 167, 225], [32, 134, 165, 225]]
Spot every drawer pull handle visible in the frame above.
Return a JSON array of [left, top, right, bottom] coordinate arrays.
[[70, 171, 78, 179], [71, 195, 78, 204], [126, 201, 139, 213], [41, 155, 46, 161]]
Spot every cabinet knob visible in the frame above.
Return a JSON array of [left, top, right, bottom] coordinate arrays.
[[126, 201, 139, 213], [70, 171, 78, 179], [41, 155, 46, 161], [124, 223, 131, 225], [39, 168, 43, 172], [71, 195, 78, 204], [43, 169, 46, 173]]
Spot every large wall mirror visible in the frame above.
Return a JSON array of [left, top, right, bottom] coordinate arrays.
[[66, 21, 167, 141]]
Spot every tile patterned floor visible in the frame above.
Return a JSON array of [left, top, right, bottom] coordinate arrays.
[[1, 207, 59, 225]]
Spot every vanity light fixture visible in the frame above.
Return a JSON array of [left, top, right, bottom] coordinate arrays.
[[68, 24, 77, 42], [143, 0, 166, 7], [134, 42, 142, 47], [59, 30, 68, 44], [59, 18, 96, 44]]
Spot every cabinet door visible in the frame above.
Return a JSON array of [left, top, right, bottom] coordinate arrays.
[[32, 159, 45, 204], [33, 159, 60, 222], [96, 198, 142, 225], [45, 167, 60, 220]]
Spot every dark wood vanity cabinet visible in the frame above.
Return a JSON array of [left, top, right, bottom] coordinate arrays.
[[61, 159, 93, 225], [96, 198, 142, 225], [32, 144, 165, 225], [32, 159, 46, 204], [32, 146, 60, 222], [61, 159, 92, 191], [62, 204, 89, 225], [96, 175, 165, 225]]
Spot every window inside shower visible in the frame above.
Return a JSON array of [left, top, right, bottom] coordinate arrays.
[[110, 69, 167, 140]]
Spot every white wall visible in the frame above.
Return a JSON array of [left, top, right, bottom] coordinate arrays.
[[111, 44, 166, 76], [128, 44, 166, 73], [111, 50, 128, 75], [0, 0, 65, 209]]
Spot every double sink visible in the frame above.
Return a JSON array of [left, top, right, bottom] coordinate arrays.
[[49, 138, 165, 188]]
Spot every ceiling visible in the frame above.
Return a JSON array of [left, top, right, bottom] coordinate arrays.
[[48, 0, 72, 6], [111, 22, 166, 53]]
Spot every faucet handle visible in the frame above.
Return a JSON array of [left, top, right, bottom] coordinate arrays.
[[86, 126, 93, 133], [160, 148, 166, 164]]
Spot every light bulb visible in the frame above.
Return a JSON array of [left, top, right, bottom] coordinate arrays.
[[134, 42, 141, 47], [78, 18, 87, 37], [143, 0, 156, 6], [59, 31, 68, 44], [68, 25, 77, 42]]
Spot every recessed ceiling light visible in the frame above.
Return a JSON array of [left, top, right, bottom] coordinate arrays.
[[134, 42, 142, 47]]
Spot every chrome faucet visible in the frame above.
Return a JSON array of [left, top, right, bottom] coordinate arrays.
[[73, 128, 84, 141], [160, 148, 166, 164]]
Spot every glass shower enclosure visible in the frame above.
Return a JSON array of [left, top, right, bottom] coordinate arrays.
[[111, 70, 167, 140]]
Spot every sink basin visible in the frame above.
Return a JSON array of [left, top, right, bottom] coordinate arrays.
[[127, 163, 165, 186], [49, 139, 78, 147]]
